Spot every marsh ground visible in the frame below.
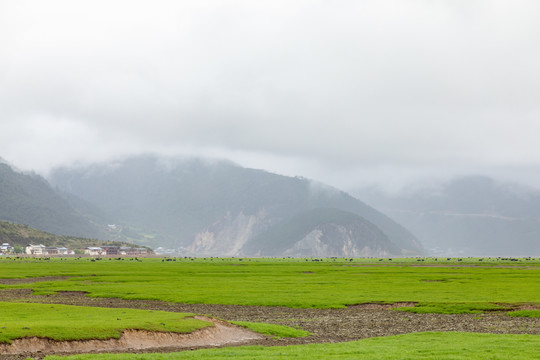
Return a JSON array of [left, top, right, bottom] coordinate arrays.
[[1, 288, 538, 359], [1, 258, 539, 359]]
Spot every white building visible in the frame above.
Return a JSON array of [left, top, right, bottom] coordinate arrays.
[[26, 244, 47, 255], [84, 247, 104, 256], [0, 243, 14, 254]]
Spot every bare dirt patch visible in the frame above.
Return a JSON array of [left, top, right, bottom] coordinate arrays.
[[348, 302, 417, 310], [0, 276, 71, 285]]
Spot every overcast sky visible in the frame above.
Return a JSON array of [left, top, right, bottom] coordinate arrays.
[[1, 0, 540, 191]]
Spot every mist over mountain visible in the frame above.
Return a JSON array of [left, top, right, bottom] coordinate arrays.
[[354, 176, 540, 256], [49, 155, 422, 256], [3, 1, 540, 258], [6, 152, 538, 257]]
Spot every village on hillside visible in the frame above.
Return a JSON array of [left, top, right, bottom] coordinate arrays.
[[0, 243, 151, 256]]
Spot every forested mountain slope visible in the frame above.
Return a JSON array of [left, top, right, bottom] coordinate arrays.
[[50, 156, 422, 256], [0, 162, 105, 239]]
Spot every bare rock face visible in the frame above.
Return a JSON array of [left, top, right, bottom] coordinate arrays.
[[188, 210, 268, 256], [187, 207, 401, 257], [283, 223, 395, 257]]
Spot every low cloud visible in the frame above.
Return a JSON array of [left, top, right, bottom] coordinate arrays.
[[2, 0, 540, 189]]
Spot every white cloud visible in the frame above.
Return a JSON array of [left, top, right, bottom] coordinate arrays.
[[1, 0, 540, 189]]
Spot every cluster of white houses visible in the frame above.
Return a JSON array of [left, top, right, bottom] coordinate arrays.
[[25, 244, 73, 255], [21, 244, 149, 256], [83, 246, 150, 256], [0, 243, 151, 256]]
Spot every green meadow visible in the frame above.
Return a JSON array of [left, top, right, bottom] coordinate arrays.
[[0, 302, 209, 344], [43, 332, 540, 360], [1, 257, 538, 312], [1, 257, 539, 359]]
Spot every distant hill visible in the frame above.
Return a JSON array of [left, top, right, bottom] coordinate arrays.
[[0, 220, 137, 250], [0, 162, 106, 238], [0, 161, 149, 246], [354, 176, 540, 256], [49, 155, 422, 256]]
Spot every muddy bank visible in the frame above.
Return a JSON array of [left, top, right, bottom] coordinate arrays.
[[0, 316, 263, 357]]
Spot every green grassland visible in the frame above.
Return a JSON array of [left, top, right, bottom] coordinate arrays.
[[1, 257, 539, 359], [43, 332, 540, 360], [0, 301, 210, 344], [0, 257, 538, 313]]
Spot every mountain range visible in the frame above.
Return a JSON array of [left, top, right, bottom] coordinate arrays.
[[354, 176, 540, 256], [49, 156, 422, 256], [0, 156, 422, 257], [5, 155, 539, 257]]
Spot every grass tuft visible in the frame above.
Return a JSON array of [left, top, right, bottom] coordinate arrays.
[[230, 321, 310, 338], [395, 302, 513, 314], [507, 310, 540, 318]]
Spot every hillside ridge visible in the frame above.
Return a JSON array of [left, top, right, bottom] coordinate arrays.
[[49, 155, 423, 256]]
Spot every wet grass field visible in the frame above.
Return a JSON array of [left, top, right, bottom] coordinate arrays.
[[1, 256, 539, 359], [1, 257, 538, 313]]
